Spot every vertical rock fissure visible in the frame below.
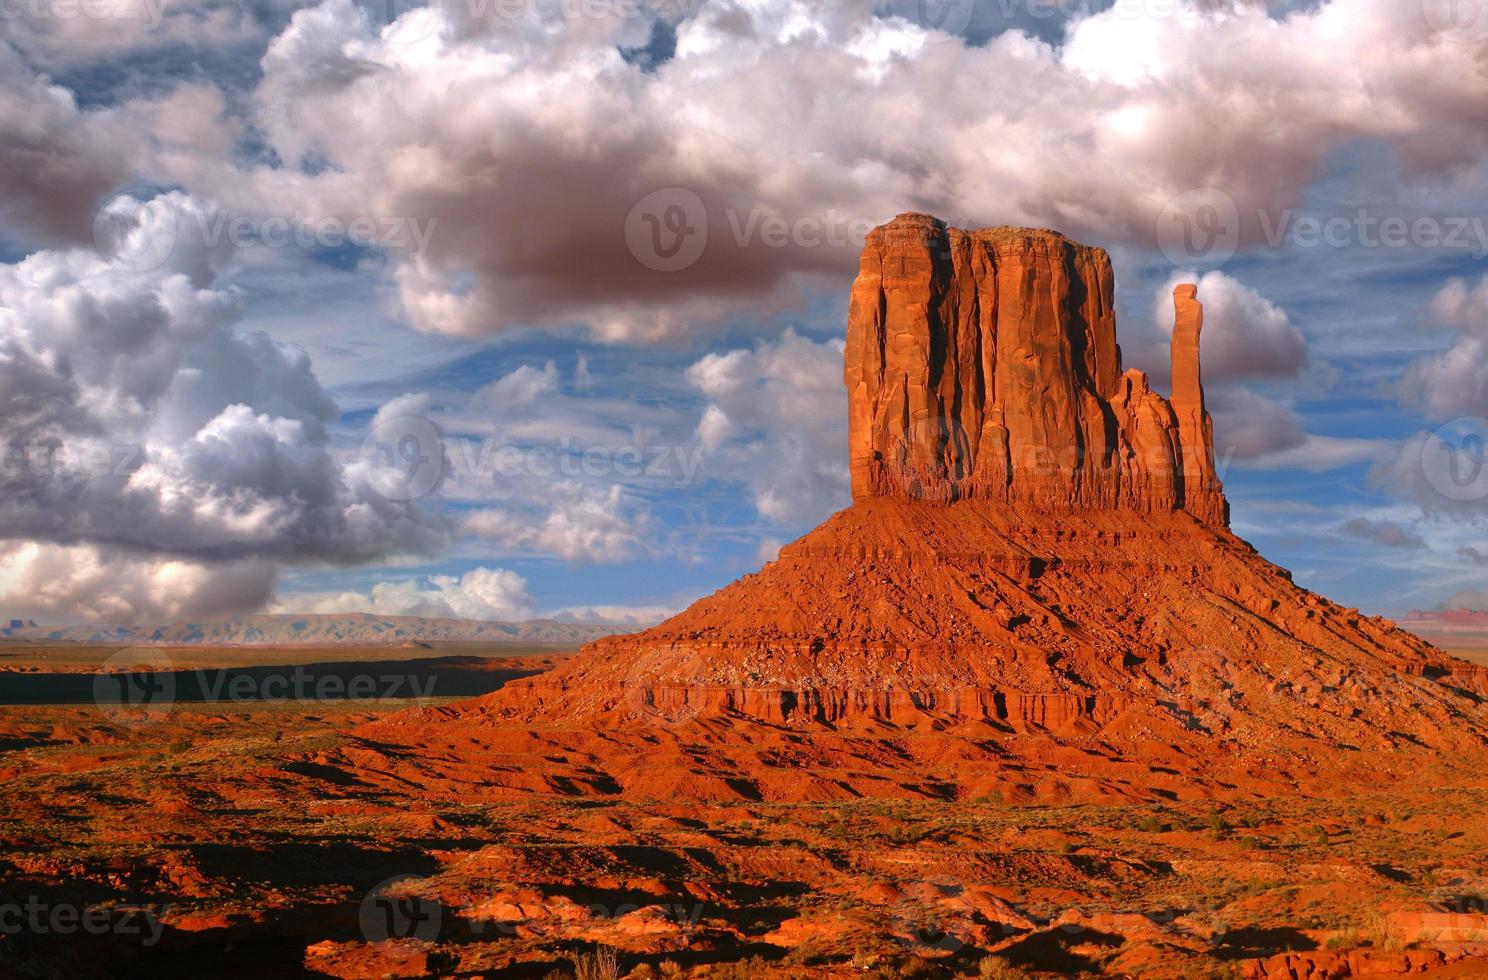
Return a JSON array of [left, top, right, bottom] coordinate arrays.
[[846, 213, 1225, 525]]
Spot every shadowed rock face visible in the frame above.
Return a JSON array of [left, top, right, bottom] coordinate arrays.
[[844, 213, 1226, 526]]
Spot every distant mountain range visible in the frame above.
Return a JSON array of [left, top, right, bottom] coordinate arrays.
[[11, 608, 1482, 650], [0, 614, 634, 646], [1401, 609, 1488, 648]]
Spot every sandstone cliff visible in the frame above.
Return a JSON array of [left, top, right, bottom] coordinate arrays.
[[363, 215, 1488, 805], [844, 213, 1225, 525]]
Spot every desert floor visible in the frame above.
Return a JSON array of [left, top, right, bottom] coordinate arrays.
[[2, 645, 1487, 979]]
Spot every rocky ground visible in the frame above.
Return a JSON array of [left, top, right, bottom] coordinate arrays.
[[3, 648, 1487, 979]]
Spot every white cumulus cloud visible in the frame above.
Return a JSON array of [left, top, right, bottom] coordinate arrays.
[[1398, 275, 1488, 419], [0, 192, 448, 621], [686, 328, 849, 524], [1153, 271, 1309, 383], [279, 565, 535, 620], [0, 540, 277, 623]]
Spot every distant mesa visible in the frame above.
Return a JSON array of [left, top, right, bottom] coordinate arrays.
[[0, 613, 631, 646], [362, 215, 1488, 804], [1402, 608, 1488, 650]]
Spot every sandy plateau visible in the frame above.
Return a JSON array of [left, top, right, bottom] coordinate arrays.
[[6, 216, 1488, 979]]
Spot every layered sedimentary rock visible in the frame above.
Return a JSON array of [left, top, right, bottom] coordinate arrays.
[[365, 215, 1488, 804], [1169, 282, 1225, 524], [844, 214, 1225, 525]]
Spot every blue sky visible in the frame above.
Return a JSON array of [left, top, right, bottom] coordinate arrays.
[[1, 0, 1486, 624]]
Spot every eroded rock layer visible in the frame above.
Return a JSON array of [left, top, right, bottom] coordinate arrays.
[[367, 215, 1488, 803], [482, 499, 1482, 744]]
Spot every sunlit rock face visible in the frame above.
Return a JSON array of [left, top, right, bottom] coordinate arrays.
[[844, 213, 1226, 527]]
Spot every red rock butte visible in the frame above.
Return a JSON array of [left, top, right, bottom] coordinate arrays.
[[367, 214, 1488, 804], [846, 215, 1224, 526]]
